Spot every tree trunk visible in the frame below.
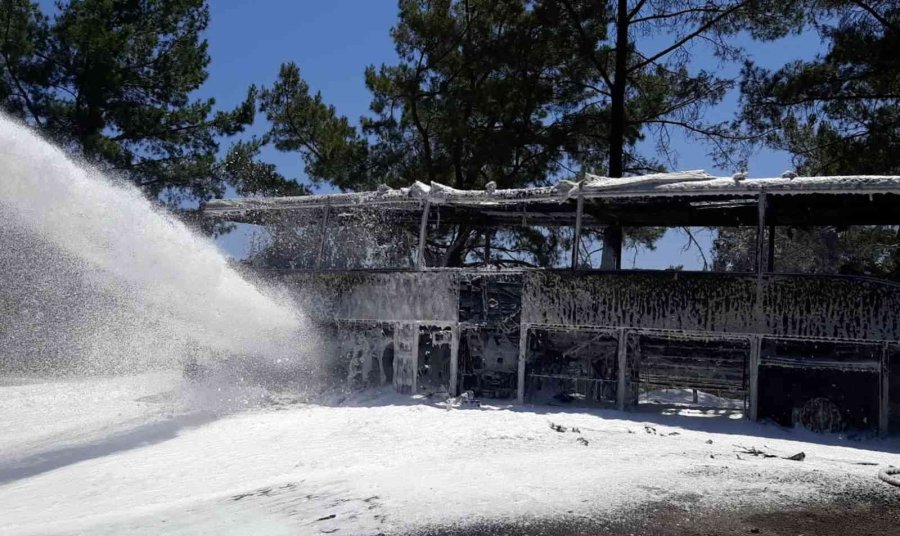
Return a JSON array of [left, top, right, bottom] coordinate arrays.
[[601, 0, 629, 270], [608, 0, 629, 180], [600, 225, 623, 269], [441, 226, 474, 267]]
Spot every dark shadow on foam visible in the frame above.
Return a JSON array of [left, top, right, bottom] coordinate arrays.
[[0, 411, 218, 486]]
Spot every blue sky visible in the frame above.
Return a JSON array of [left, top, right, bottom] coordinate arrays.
[[197, 1, 399, 189], [40, 1, 825, 267]]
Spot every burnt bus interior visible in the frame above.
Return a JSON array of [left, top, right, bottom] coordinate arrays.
[[205, 171, 900, 435]]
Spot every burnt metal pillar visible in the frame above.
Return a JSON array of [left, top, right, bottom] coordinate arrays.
[[393, 322, 419, 395], [748, 335, 761, 421], [756, 192, 768, 277], [315, 200, 331, 269], [880, 343, 890, 437], [571, 195, 584, 270], [409, 324, 419, 395], [392, 322, 401, 393], [517, 325, 528, 404], [767, 224, 776, 272], [749, 191, 768, 422], [416, 200, 431, 270], [754, 192, 768, 333], [616, 328, 629, 411], [403, 323, 419, 395], [449, 324, 460, 397]]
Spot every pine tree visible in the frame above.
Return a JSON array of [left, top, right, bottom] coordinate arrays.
[[0, 0, 302, 208], [257, 0, 785, 267], [559, 0, 798, 267], [717, 1, 900, 279]]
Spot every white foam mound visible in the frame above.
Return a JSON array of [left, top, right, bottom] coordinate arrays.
[[1, 377, 897, 535]]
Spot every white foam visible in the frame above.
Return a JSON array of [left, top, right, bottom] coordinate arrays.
[[0, 114, 311, 374]]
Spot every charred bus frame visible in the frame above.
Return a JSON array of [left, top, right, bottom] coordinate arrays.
[[205, 171, 900, 435]]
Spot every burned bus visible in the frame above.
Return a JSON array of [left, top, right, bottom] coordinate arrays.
[[204, 171, 900, 435]]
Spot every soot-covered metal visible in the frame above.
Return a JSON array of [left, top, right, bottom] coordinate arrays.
[[208, 171, 900, 435]]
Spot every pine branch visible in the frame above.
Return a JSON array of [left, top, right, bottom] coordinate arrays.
[[628, 1, 749, 73]]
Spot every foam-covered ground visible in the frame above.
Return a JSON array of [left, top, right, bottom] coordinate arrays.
[[1, 374, 897, 535]]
